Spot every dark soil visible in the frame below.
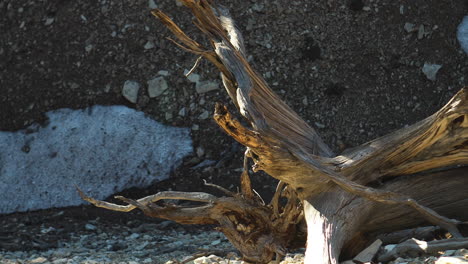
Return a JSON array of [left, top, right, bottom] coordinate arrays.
[[1, 0, 467, 253]]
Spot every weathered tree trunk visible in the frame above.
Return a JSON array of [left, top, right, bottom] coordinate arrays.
[[79, 1, 468, 263]]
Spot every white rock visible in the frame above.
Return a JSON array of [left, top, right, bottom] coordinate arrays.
[[148, 0, 157, 9], [211, 239, 221, 246], [198, 110, 210, 120], [30, 257, 47, 264], [85, 44, 94, 52], [178, 107, 186, 117], [183, 69, 200, 83], [127, 233, 140, 240], [157, 70, 169, 76], [44, 17, 54, 26], [196, 80, 219, 94], [147, 76, 168, 98], [122, 80, 140, 103], [144, 41, 155, 50], [404, 22, 416, 33], [435, 256, 468, 264], [0, 105, 192, 213], [457, 16, 468, 55], [422, 63, 442, 81], [85, 224, 97, 231], [417, 24, 425, 39], [383, 244, 396, 252]]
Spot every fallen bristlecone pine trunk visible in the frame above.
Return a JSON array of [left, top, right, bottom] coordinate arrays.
[[78, 1, 468, 263]]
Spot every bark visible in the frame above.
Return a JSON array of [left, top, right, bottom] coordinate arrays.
[[80, 1, 468, 263]]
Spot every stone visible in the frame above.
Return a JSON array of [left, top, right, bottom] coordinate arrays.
[[122, 80, 140, 103], [315, 122, 325, 129], [422, 63, 442, 81], [198, 110, 210, 120], [165, 112, 173, 120], [52, 258, 68, 264], [178, 107, 186, 117], [353, 239, 382, 263], [183, 69, 200, 83], [435, 256, 468, 264], [30, 257, 48, 263], [85, 44, 94, 52], [144, 41, 154, 50], [417, 24, 425, 39], [196, 147, 204, 157], [383, 244, 396, 253], [0, 105, 192, 213], [44, 17, 54, 26], [85, 224, 97, 231], [251, 3, 264, 12], [196, 80, 219, 94], [211, 239, 221, 246], [148, 0, 157, 9], [457, 16, 468, 55], [127, 233, 140, 240], [157, 70, 169, 76], [404, 22, 416, 33], [147, 76, 168, 98]]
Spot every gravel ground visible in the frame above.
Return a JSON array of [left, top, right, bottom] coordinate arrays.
[[0, 222, 466, 264]]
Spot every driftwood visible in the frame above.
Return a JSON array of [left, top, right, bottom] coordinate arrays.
[[378, 238, 468, 262], [79, 1, 468, 263], [375, 226, 442, 245]]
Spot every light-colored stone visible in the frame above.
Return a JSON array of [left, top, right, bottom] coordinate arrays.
[[178, 107, 186, 117], [422, 63, 442, 81], [30, 257, 48, 263], [148, 0, 157, 9], [85, 224, 97, 231], [122, 80, 140, 103], [196, 80, 219, 94], [211, 239, 221, 246], [436, 256, 468, 264], [158, 70, 169, 76], [418, 24, 425, 39], [184, 69, 200, 83], [404, 22, 416, 33], [147, 76, 168, 97], [144, 41, 155, 49], [198, 110, 210, 120], [44, 17, 54, 26], [0, 105, 192, 213], [85, 44, 94, 52], [353, 239, 382, 263], [457, 16, 468, 55]]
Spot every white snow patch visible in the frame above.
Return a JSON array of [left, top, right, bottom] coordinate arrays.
[[0, 105, 192, 214], [457, 16, 468, 55]]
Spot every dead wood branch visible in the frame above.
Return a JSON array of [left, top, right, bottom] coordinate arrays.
[[77, 180, 304, 263], [378, 238, 468, 262], [376, 226, 441, 244], [81, 1, 468, 263]]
